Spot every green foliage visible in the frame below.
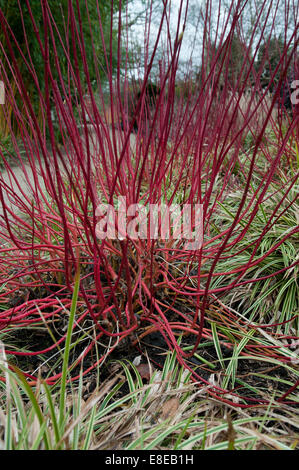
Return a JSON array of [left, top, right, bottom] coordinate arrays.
[[209, 164, 299, 333], [0, 133, 25, 169], [0, 0, 129, 133], [0, 1, 119, 84]]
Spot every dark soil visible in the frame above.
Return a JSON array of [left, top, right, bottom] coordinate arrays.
[[4, 312, 298, 410], [2, 273, 298, 407]]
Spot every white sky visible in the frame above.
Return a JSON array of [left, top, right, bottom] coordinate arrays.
[[126, 0, 207, 73], [125, 0, 297, 76]]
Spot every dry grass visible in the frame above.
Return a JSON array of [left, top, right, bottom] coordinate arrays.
[[1, 345, 298, 450]]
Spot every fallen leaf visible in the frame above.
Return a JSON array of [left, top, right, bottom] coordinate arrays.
[[161, 397, 180, 420], [136, 363, 151, 381], [132, 355, 142, 366]]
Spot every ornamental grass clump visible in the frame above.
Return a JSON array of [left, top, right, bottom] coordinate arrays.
[[0, 0, 298, 407]]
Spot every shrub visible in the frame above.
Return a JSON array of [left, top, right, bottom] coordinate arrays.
[[0, 0, 298, 407]]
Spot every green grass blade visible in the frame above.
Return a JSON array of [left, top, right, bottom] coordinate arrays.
[[59, 270, 80, 429]]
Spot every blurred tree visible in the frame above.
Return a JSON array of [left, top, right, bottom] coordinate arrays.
[[197, 33, 253, 93], [255, 36, 287, 90], [0, 1, 130, 85], [0, 0, 130, 135], [255, 34, 298, 112]]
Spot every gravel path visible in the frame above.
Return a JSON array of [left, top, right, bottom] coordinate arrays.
[[0, 128, 136, 219]]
